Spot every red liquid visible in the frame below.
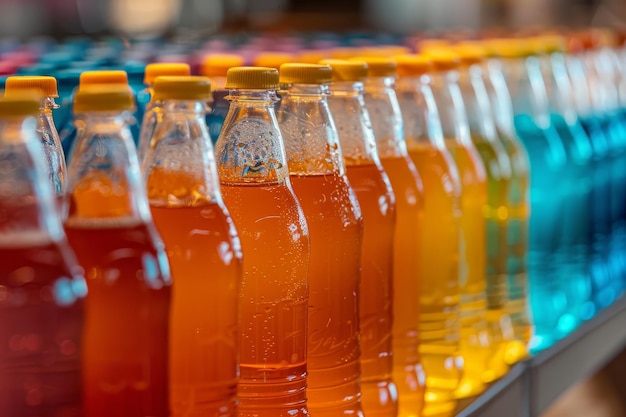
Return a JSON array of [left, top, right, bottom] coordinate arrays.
[[345, 163, 397, 417], [380, 155, 426, 417], [290, 173, 364, 417], [0, 234, 84, 417], [65, 219, 171, 417], [220, 182, 310, 417]]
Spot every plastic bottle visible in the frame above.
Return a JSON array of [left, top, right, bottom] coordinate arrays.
[[136, 63, 191, 162], [534, 35, 595, 324], [214, 67, 311, 417], [424, 49, 493, 398], [5, 76, 67, 202], [200, 54, 245, 144], [321, 58, 398, 417], [453, 44, 523, 375], [495, 39, 569, 352], [63, 85, 171, 416], [353, 56, 426, 417], [481, 43, 532, 363], [0, 92, 86, 416], [277, 63, 365, 417], [394, 54, 461, 417], [142, 76, 242, 417]]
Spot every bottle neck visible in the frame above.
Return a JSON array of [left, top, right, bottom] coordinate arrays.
[[37, 96, 66, 196], [458, 65, 499, 142], [327, 81, 380, 166], [485, 59, 517, 138], [362, 76, 407, 158], [66, 111, 151, 225], [540, 53, 578, 122], [279, 83, 344, 176], [0, 116, 65, 242], [143, 99, 222, 207], [502, 56, 551, 128], [215, 89, 290, 184], [395, 75, 447, 149], [430, 70, 473, 145]]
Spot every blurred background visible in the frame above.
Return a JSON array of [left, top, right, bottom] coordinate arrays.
[[1, 0, 623, 39]]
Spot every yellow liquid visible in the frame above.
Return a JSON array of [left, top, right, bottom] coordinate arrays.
[[380, 155, 426, 417], [407, 142, 461, 417], [497, 131, 532, 364]]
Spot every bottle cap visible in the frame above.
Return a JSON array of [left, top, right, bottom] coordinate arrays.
[[152, 76, 212, 101], [423, 50, 461, 71], [318, 59, 368, 82], [328, 47, 361, 59], [79, 70, 128, 89], [534, 35, 567, 54], [296, 50, 328, 64], [0, 91, 42, 117], [5, 76, 58, 98], [452, 43, 488, 66], [73, 85, 134, 113], [225, 67, 279, 90], [252, 52, 296, 69], [350, 56, 397, 77], [201, 54, 245, 78], [143, 62, 191, 85], [484, 39, 536, 59], [417, 39, 451, 53], [359, 46, 411, 57], [279, 63, 333, 85], [393, 55, 434, 77]]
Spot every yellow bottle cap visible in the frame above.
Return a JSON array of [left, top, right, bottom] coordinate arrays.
[[0, 91, 42, 118], [225, 67, 279, 90], [329, 47, 361, 59], [73, 85, 134, 113], [423, 50, 461, 71], [393, 54, 434, 77], [485, 39, 536, 59], [143, 63, 191, 85], [535, 35, 567, 54], [452, 43, 488, 66], [418, 39, 452, 53], [152, 76, 212, 101], [318, 59, 368, 82], [363, 45, 411, 57], [296, 50, 328, 64], [350, 56, 396, 77], [279, 63, 333, 85], [79, 70, 129, 89], [252, 52, 296, 69], [201, 54, 245, 78], [5, 76, 59, 98]]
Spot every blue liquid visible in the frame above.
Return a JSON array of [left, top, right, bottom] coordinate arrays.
[[514, 114, 569, 352]]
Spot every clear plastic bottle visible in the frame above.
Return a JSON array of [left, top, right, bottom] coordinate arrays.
[[394, 54, 461, 417], [481, 43, 532, 363], [5, 76, 67, 203], [354, 56, 426, 417], [201, 54, 245, 144], [214, 67, 311, 417], [142, 76, 242, 417], [136, 62, 191, 162], [424, 50, 492, 398], [495, 39, 569, 352], [63, 85, 172, 416], [277, 63, 365, 417], [0, 92, 86, 416], [452, 44, 517, 383], [321, 59, 398, 417]]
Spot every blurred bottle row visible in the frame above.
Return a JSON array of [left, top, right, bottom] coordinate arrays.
[[0, 28, 624, 417]]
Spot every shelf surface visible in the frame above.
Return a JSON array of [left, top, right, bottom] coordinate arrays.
[[455, 295, 626, 417]]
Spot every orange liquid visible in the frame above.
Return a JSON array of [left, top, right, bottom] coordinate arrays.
[[407, 143, 461, 417], [0, 233, 84, 416], [220, 182, 310, 417], [64, 219, 171, 417], [380, 155, 426, 417], [290, 173, 364, 417], [345, 163, 397, 417], [150, 204, 241, 417]]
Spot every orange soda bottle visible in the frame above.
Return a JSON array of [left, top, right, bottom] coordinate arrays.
[[423, 50, 493, 399], [277, 63, 365, 417], [353, 56, 427, 417], [142, 76, 243, 416], [321, 59, 398, 417], [64, 86, 171, 416], [394, 55, 462, 417], [4, 76, 66, 200], [0, 92, 86, 416], [214, 67, 311, 417], [137, 63, 191, 162]]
